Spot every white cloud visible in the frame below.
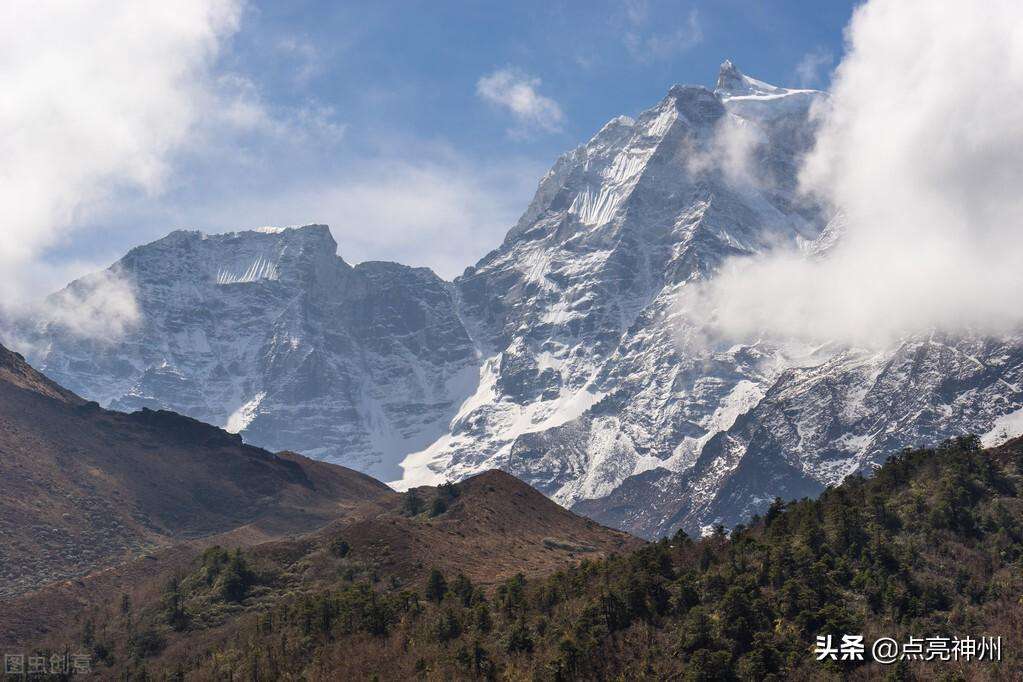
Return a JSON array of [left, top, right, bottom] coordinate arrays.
[[623, 0, 650, 27], [686, 114, 766, 189], [38, 269, 141, 341], [684, 0, 1023, 348], [476, 68, 564, 135], [0, 0, 245, 334], [208, 72, 346, 144], [275, 37, 322, 86], [794, 48, 833, 88], [624, 8, 702, 62], [0, 0, 350, 341]]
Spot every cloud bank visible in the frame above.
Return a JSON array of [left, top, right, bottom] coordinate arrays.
[[0, 0, 244, 334], [686, 0, 1023, 348], [476, 68, 564, 135]]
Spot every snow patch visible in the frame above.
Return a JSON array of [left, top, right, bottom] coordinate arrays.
[[668, 379, 765, 473], [216, 255, 280, 284], [225, 391, 265, 433], [645, 106, 677, 138], [982, 407, 1023, 447], [569, 184, 627, 227], [395, 352, 606, 490]]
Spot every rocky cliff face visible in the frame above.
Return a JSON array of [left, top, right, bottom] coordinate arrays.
[[17, 63, 1023, 537]]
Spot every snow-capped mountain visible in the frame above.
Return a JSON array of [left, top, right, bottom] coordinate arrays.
[[22, 226, 479, 481], [401, 62, 825, 495], [16, 62, 1023, 537]]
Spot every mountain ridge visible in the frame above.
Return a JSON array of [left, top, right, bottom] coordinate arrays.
[[0, 341, 392, 598], [12, 60, 1023, 538]]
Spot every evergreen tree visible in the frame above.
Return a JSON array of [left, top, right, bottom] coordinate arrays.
[[425, 568, 448, 602], [329, 537, 351, 558], [403, 489, 425, 516]]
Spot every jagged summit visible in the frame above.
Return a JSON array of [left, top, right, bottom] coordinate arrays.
[[166, 223, 331, 238], [714, 59, 806, 98], [217, 223, 335, 244], [112, 222, 343, 292], [665, 84, 725, 124], [169, 223, 337, 250], [715, 59, 747, 92], [129, 222, 337, 255]]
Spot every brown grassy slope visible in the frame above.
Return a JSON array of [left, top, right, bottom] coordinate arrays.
[[0, 469, 642, 660], [304, 469, 643, 588], [0, 342, 392, 599]]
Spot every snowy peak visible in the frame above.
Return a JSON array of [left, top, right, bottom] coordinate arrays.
[[502, 82, 728, 246], [503, 61, 821, 251], [117, 223, 343, 289], [715, 59, 750, 93], [715, 59, 791, 98]]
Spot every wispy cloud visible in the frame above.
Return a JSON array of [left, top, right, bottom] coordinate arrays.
[[794, 47, 833, 88], [38, 269, 141, 341], [275, 36, 322, 86], [476, 68, 565, 135], [623, 6, 702, 62], [686, 115, 768, 189], [206, 71, 344, 143]]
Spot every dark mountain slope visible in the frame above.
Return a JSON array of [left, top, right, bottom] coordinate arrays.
[[0, 343, 392, 598]]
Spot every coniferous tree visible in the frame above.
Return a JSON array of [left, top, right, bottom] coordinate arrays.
[[425, 568, 448, 602], [403, 489, 425, 516]]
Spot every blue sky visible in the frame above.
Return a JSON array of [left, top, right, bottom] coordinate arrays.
[[230, 0, 852, 161], [14, 1, 858, 287]]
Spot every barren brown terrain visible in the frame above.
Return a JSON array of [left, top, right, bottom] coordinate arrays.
[[0, 343, 391, 598]]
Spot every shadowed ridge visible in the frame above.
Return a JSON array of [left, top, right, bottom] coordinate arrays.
[[0, 342, 84, 404], [0, 347, 394, 599]]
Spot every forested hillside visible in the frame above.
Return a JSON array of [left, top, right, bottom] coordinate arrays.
[[17, 435, 1023, 680]]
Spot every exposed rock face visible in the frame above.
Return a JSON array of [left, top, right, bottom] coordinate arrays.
[[17, 63, 1023, 537]]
